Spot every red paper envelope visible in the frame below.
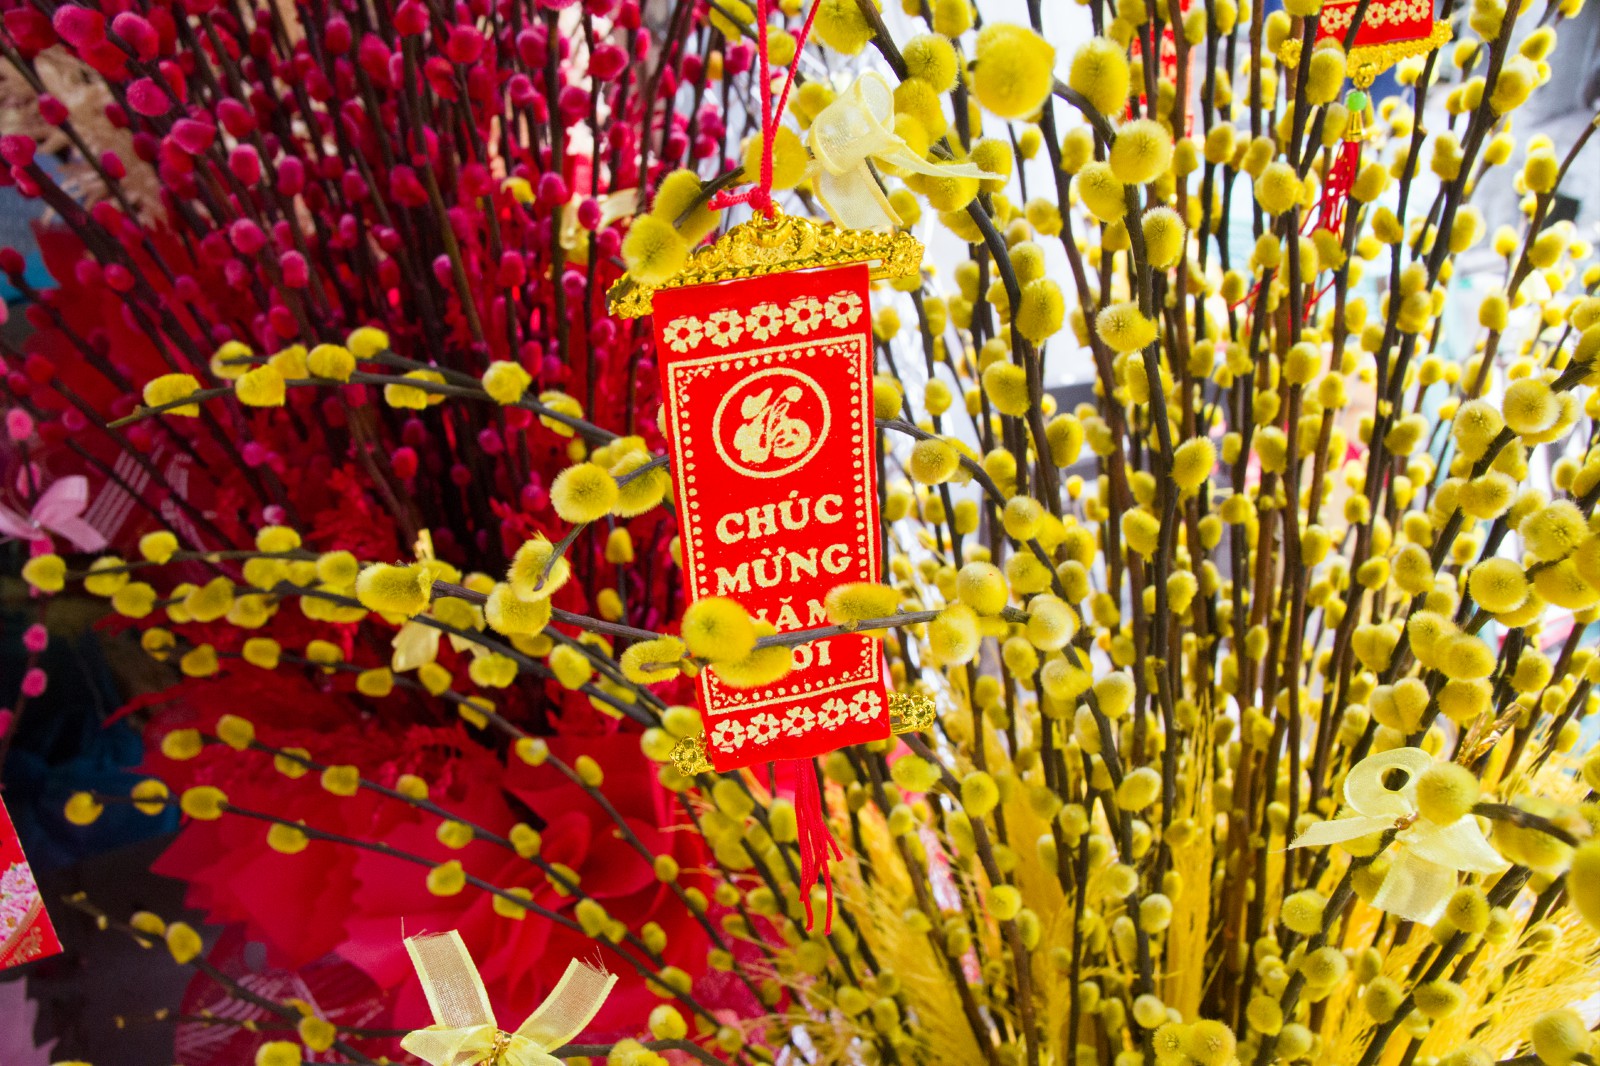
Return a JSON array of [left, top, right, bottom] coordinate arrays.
[[653, 263, 890, 771], [0, 796, 62, 970]]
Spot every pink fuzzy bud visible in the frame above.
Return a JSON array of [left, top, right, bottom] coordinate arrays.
[[170, 118, 216, 154], [508, 74, 537, 107], [495, 251, 526, 287], [100, 151, 125, 178], [394, 1, 427, 35], [228, 144, 261, 183], [104, 263, 134, 292], [157, 60, 187, 104], [20, 668, 46, 698], [476, 427, 504, 455], [276, 157, 305, 196], [22, 623, 48, 653], [37, 95, 67, 125], [459, 162, 491, 198], [388, 165, 428, 207], [557, 84, 589, 123], [268, 304, 296, 338], [323, 16, 352, 53], [127, 77, 169, 117], [199, 232, 230, 264], [279, 250, 309, 287], [537, 171, 569, 207], [23, 354, 52, 383], [589, 43, 626, 79], [577, 197, 601, 230], [445, 24, 485, 63], [358, 34, 391, 81], [616, 0, 641, 28], [391, 446, 419, 480], [229, 218, 267, 255], [725, 40, 754, 76], [52, 6, 105, 49], [515, 27, 544, 66], [0, 135, 35, 168], [431, 254, 452, 288], [216, 98, 255, 137], [6, 409, 35, 441], [4, 9, 57, 56], [111, 11, 159, 60]]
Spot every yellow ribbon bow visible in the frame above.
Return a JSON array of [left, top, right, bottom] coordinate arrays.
[[806, 72, 1000, 230], [401, 931, 617, 1066]]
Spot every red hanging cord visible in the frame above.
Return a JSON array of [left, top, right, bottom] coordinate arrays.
[[790, 758, 842, 933], [1312, 136, 1361, 238], [708, 0, 818, 216]]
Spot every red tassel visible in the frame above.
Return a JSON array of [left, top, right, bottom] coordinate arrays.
[[790, 759, 842, 933], [1314, 136, 1361, 239]]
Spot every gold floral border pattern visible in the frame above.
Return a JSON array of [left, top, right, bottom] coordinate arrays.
[[670, 691, 938, 775], [0, 896, 45, 968], [608, 212, 924, 319], [660, 290, 865, 354], [1279, 19, 1451, 85]]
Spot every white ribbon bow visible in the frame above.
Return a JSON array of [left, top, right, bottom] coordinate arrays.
[[805, 72, 999, 230], [1289, 747, 1506, 924]]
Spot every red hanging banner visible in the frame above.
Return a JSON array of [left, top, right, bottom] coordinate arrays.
[[1313, 0, 1447, 58], [0, 796, 61, 971], [652, 263, 889, 772]]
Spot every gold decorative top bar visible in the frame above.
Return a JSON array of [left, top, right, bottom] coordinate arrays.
[[668, 691, 937, 776], [607, 211, 925, 320]]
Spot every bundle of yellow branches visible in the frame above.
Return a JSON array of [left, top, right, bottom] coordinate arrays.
[[30, 0, 1600, 1062]]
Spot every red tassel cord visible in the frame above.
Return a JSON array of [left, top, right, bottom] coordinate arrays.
[[1313, 135, 1362, 238], [707, 0, 819, 217], [790, 759, 842, 933], [1299, 89, 1370, 324]]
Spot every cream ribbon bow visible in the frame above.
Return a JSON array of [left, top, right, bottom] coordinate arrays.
[[1288, 747, 1505, 925], [806, 72, 999, 230], [401, 931, 617, 1066]]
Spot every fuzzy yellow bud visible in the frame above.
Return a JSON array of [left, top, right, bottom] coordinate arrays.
[[1069, 37, 1131, 118], [681, 597, 757, 662], [971, 23, 1055, 119]]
